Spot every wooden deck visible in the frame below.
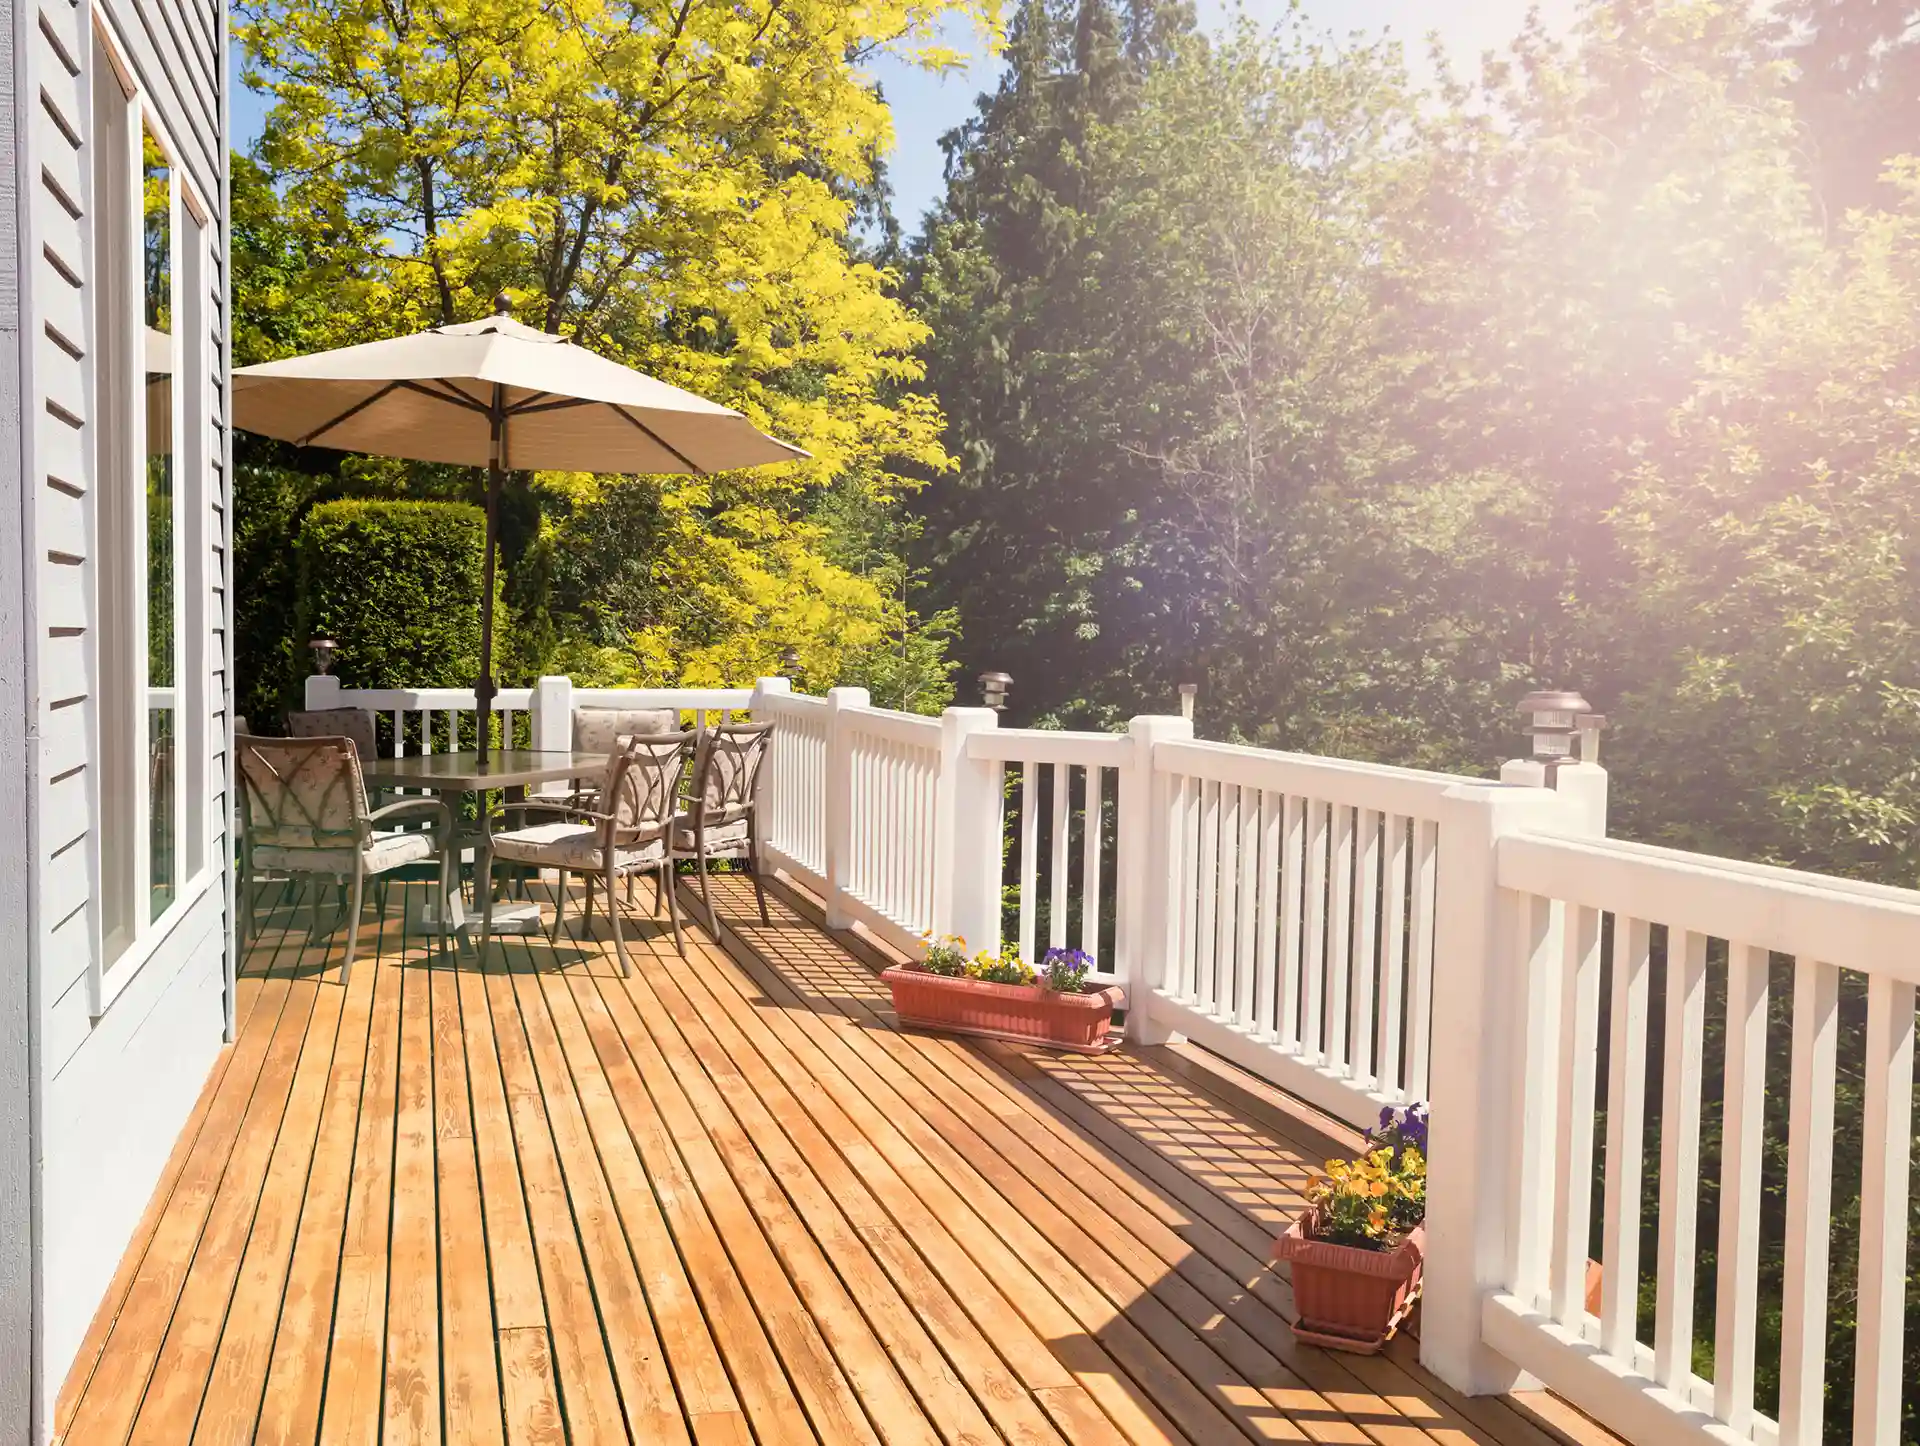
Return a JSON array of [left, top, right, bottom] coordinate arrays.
[[53, 872, 1615, 1446]]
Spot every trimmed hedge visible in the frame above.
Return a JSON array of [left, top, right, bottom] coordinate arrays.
[[294, 500, 504, 691]]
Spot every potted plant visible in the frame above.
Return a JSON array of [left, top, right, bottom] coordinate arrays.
[[881, 941, 1125, 1053], [1272, 1104, 1428, 1353]]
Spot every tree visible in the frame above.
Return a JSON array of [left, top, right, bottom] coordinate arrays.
[[908, 0, 1196, 722], [1782, 0, 1920, 212], [237, 0, 1000, 686], [1617, 166, 1920, 884]]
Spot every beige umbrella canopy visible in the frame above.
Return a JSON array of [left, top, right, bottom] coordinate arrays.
[[233, 301, 808, 754]]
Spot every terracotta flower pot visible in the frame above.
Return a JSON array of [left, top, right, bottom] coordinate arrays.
[[880, 966, 1124, 1054], [1272, 1210, 1425, 1354]]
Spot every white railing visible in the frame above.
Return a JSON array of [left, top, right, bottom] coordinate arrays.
[[303, 674, 761, 760], [759, 690, 829, 885], [1446, 830, 1920, 1446], [839, 701, 944, 951], [1142, 739, 1454, 1124], [968, 728, 1132, 982]]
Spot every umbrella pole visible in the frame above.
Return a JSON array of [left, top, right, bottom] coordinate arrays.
[[476, 391, 504, 761]]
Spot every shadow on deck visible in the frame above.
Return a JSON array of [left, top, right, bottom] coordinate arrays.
[[52, 872, 1618, 1446]]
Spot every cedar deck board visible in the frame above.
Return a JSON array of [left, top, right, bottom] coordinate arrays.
[[52, 874, 1623, 1446]]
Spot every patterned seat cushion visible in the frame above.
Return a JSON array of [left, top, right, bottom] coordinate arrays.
[[288, 707, 378, 763], [572, 708, 677, 756], [250, 829, 436, 877], [672, 815, 750, 852], [491, 820, 668, 871]]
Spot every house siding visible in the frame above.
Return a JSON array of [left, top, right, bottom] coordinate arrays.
[[18, 0, 230, 1421]]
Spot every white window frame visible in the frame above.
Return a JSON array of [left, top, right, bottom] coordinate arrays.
[[87, 18, 213, 1016]]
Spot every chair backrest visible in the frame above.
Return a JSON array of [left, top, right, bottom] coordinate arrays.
[[289, 707, 377, 763], [692, 722, 774, 814], [600, 732, 693, 842], [237, 735, 370, 851], [573, 707, 676, 758]]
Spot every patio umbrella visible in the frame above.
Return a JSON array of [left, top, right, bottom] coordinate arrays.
[[232, 297, 807, 758]]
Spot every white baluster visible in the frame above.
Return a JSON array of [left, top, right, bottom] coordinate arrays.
[[1019, 761, 1038, 962], [1714, 942, 1769, 1432], [1599, 915, 1651, 1361], [1302, 799, 1329, 1062], [1254, 790, 1279, 1036], [1213, 783, 1238, 1015], [1196, 779, 1221, 1012], [1081, 765, 1103, 962], [1779, 956, 1839, 1445], [1050, 762, 1070, 953], [1653, 929, 1707, 1389], [1328, 803, 1355, 1073], [1854, 973, 1915, 1444], [1278, 795, 1305, 1047], [1550, 903, 1602, 1325], [1376, 815, 1409, 1096], [1407, 817, 1438, 1098], [1351, 809, 1380, 1087]]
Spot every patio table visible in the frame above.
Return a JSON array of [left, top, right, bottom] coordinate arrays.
[[358, 749, 609, 937]]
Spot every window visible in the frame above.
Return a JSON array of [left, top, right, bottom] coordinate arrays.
[[91, 28, 208, 989]]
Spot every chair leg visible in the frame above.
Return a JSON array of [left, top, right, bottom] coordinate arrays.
[[438, 852, 455, 957], [663, 862, 686, 960], [606, 860, 632, 977], [584, 874, 596, 931], [751, 828, 770, 926], [240, 851, 254, 943], [552, 869, 569, 942], [342, 868, 365, 988], [477, 846, 496, 961], [696, 829, 717, 934]]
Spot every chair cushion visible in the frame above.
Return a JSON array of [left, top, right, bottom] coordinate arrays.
[[572, 708, 677, 756], [673, 815, 751, 853], [491, 820, 667, 871], [250, 829, 436, 877]]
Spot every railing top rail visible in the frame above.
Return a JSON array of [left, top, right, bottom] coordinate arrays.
[[841, 705, 942, 749], [967, 728, 1132, 768], [318, 686, 535, 711], [1501, 831, 1920, 981], [570, 686, 754, 710], [1154, 736, 1499, 817], [758, 691, 829, 717]]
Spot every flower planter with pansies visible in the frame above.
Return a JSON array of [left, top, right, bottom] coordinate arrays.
[[882, 942, 1124, 1054], [1272, 1104, 1429, 1353]]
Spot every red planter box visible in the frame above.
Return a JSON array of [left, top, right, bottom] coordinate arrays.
[[1272, 1212, 1425, 1353], [880, 967, 1124, 1053]]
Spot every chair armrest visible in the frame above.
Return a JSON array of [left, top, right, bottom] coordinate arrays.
[[485, 799, 602, 827], [367, 796, 454, 844]]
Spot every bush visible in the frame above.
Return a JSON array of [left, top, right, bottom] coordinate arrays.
[[294, 500, 503, 695]]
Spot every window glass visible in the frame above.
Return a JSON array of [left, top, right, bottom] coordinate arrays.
[[143, 128, 175, 921]]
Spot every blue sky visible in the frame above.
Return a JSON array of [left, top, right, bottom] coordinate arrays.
[[231, 0, 1576, 231]]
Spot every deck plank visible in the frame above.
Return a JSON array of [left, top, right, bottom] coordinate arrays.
[[54, 874, 1622, 1446]]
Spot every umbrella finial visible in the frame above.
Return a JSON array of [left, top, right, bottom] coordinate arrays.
[[493, 290, 513, 315]]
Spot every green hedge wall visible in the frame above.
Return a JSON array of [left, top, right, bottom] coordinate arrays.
[[294, 500, 503, 692]]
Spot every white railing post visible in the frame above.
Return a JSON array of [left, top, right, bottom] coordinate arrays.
[[823, 686, 869, 929], [932, 706, 1001, 956], [1124, 714, 1193, 1044], [750, 675, 792, 709], [531, 675, 572, 751], [304, 673, 343, 711], [1421, 778, 1587, 1395]]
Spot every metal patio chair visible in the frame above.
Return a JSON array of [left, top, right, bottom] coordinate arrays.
[[478, 730, 695, 973], [673, 721, 775, 932], [237, 734, 455, 984]]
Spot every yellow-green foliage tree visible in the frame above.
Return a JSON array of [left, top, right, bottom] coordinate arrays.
[[237, 0, 999, 692]]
